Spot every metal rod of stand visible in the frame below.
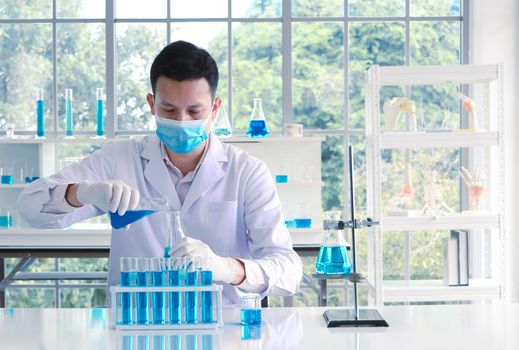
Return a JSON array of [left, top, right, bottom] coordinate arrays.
[[348, 145, 359, 320]]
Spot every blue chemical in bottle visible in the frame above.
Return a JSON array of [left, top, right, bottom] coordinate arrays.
[[201, 270, 213, 323], [185, 271, 198, 324], [167, 269, 181, 324], [96, 89, 105, 137], [36, 91, 45, 138], [247, 120, 270, 138], [136, 271, 149, 325], [294, 218, 312, 228], [241, 309, 261, 325], [1, 175, 13, 185], [275, 175, 288, 183], [152, 271, 165, 324], [109, 210, 155, 229], [315, 245, 352, 274], [120, 271, 133, 325]]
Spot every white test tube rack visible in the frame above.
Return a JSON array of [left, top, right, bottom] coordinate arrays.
[[110, 284, 224, 331]]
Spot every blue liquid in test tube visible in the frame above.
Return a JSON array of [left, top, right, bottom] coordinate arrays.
[[152, 266, 165, 324], [167, 268, 181, 324], [120, 271, 132, 325], [136, 259, 150, 325], [185, 270, 198, 324], [96, 88, 105, 137], [65, 89, 74, 138], [201, 270, 213, 323], [36, 89, 45, 138]]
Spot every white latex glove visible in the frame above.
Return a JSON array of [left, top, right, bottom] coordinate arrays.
[[76, 180, 140, 215], [168, 237, 237, 284]]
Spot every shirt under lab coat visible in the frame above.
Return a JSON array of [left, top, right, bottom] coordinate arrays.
[[16, 133, 302, 307]]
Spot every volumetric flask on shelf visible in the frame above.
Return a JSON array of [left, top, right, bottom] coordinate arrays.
[[109, 197, 171, 230], [213, 102, 232, 138], [246, 98, 269, 138], [315, 211, 352, 274]]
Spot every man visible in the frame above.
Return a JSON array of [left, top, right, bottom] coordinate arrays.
[[17, 40, 302, 306]]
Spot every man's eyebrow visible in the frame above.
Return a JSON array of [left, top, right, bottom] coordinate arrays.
[[159, 102, 204, 108]]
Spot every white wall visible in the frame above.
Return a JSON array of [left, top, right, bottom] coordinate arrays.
[[470, 0, 519, 302]]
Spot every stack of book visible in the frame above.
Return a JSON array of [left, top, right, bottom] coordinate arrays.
[[443, 230, 469, 286]]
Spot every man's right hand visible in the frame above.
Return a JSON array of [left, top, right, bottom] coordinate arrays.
[[75, 180, 140, 215]]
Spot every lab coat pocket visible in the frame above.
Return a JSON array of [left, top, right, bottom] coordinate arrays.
[[208, 201, 238, 254]]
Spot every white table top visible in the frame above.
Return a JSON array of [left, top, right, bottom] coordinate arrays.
[[0, 304, 517, 350]]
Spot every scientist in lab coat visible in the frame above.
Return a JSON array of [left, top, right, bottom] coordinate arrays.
[[16, 40, 302, 307]]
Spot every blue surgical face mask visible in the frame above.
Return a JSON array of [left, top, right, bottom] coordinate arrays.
[[155, 111, 212, 154]]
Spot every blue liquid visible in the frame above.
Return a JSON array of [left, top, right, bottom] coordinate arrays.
[[163, 246, 170, 259], [0, 215, 13, 228], [36, 99, 44, 137], [96, 99, 104, 137], [316, 245, 352, 274], [241, 309, 261, 325], [120, 271, 133, 325], [1, 175, 13, 184], [247, 120, 269, 138], [136, 271, 149, 325], [65, 99, 73, 137], [284, 220, 296, 228], [201, 270, 213, 323], [185, 271, 198, 324], [109, 210, 155, 229], [275, 175, 288, 183], [167, 269, 181, 324], [213, 127, 232, 137], [152, 271, 165, 324], [241, 325, 262, 340], [294, 218, 312, 228]]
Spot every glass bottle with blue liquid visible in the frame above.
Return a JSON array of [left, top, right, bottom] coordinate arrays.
[[246, 98, 269, 138], [315, 211, 352, 275]]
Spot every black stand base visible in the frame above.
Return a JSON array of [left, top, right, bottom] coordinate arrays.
[[323, 309, 389, 328]]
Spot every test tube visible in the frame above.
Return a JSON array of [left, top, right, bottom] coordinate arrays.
[[64, 88, 74, 139], [201, 257, 213, 323], [119, 257, 134, 325], [185, 257, 200, 324], [151, 257, 166, 324], [166, 257, 181, 324], [240, 294, 262, 326], [36, 89, 45, 138], [95, 88, 105, 138], [135, 257, 150, 325]]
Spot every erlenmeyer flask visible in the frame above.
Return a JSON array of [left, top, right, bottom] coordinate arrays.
[[315, 211, 352, 274], [109, 197, 170, 230], [213, 102, 232, 138], [246, 98, 269, 138]]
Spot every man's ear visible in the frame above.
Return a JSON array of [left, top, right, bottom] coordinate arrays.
[[212, 98, 223, 121], [146, 93, 155, 115]]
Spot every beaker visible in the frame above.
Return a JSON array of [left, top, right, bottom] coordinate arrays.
[[213, 102, 232, 138], [109, 197, 170, 230], [246, 98, 269, 138], [315, 211, 352, 274], [294, 203, 311, 228]]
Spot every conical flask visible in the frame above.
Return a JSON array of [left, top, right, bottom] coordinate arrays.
[[246, 98, 269, 138], [109, 197, 170, 230], [315, 211, 352, 274], [164, 211, 186, 258], [213, 101, 232, 138]]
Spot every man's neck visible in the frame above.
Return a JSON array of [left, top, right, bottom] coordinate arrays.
[[165, 141, 207, 176]]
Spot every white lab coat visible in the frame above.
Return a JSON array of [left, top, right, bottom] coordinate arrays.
[[16, 134, 302, 307]]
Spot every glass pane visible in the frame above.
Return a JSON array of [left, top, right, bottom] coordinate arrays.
[[292, 0, 343, 17], [0, 24, 53, 131], [231, 22, 282, 131], [322, 135, 344, 212], [349, 0, 405, 17], [293, 22, 344, 129], [171, 0, 227, 18], [6, 288, 56, 307], [61, 288, 107, 308], [60, 257, 108, 272], [0, 0, 51, 19], [57, 23, 105, 134], [349, 21, 405, 129], [171, 22, 229, 102], [410, 230, 450, 280], [116, 0, 167, 18], [410, 21, 461, 65], [116, 23, 166, 131], [410, 84, 461, 131], [383, 231, 405, 280], [411, 0, 460, 17], [232, 0, 281, 18], [57, 0, 105, 18]]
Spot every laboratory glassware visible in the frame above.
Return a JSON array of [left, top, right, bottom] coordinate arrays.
[[0, 162, 14, 185], [275, 165, 288, 184], [240, 294, 261, 326], [120, 257, 136, 325], [4, 123, 15, 139], [151, 257, 166, 324], [163, 210, 186, 258], [109, 197, 170, 230], [0, 208, 13, 228], [316, 211, 352, 274], [36, 89, 45, 138], [294, 203, 312, 228], [246, 98, 269, 138], [95, 88, 105, 138], [64, 89, 74, 138], [200, 257, 213, 323], [213, 102, 232, 138], [185, 256, 200, 324], [166, 257, 182, 324], [135, 257, 150, 325]]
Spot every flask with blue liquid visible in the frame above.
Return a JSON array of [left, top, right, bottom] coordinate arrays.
[[315, 211, 352, 274], [213, 101, 232, 138], [246, 98, 269, 138]]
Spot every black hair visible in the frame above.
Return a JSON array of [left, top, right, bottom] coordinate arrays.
[[150, 40, 219, 99]]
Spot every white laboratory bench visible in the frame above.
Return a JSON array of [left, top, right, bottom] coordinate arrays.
[[0, 304, 517, 350]]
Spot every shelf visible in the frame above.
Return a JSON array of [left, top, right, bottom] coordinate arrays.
[[0, 184, 28, 189], [383, 279, 501, 302], [275, 181, 322, 189], [221, 136, 325, 143], [380, 131, 499, 149], [381, 213, 500, 231], [376, 64, 499, 86], [289, 228, 322, 246]]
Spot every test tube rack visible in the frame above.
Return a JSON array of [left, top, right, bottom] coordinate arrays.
[[110, 284, 224, 331]]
